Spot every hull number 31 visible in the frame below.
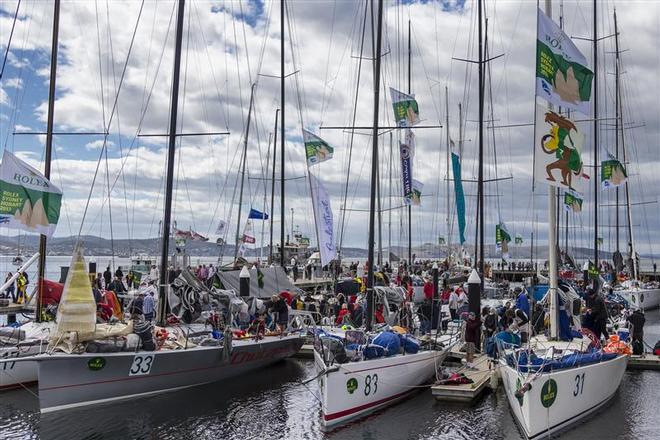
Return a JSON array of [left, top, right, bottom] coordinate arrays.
[[129, 354, 155, 376]]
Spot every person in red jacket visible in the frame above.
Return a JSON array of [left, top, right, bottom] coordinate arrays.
[[335, 303, 350, 326], [423, 278, 434, 300]]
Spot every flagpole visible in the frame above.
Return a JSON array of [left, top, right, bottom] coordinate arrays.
[[545, 0, 559, 340], [261, 133, 272, 264], [280, 0, 286, 268], [37, 0, 60, 322]]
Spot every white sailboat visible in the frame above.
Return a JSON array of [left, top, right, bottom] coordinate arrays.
[[499, 3, 628, 439]]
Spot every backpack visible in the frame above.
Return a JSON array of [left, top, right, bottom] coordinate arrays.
[[654, 340, 660, 356]]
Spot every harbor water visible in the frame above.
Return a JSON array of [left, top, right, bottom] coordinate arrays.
[[1, 309, 658, 440]]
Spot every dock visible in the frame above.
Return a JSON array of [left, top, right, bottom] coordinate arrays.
[[628, 354, 660, 370], [431, 351, 499, 403], [293, 277, 334, 293]]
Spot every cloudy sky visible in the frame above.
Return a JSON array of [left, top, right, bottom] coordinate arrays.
[[0, 0, 658, 259]]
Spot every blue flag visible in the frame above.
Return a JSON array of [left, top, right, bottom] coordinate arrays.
[[451, 153, 466, 245], [248, 208, 268, 220]]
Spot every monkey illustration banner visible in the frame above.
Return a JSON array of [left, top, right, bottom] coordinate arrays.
[[534, 104, 588, 193], [536, 9, 593, 116]]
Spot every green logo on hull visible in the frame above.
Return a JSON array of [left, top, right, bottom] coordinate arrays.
[[346, 378, 358, 394], [88, 357, 106, 371], [540, 379, 557, 408]]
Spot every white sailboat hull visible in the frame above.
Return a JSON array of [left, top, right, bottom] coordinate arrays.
[[618, 287, 660, 310], [500, 354, 628, 439], [315, 348, 448, 429], [0, 322, 52, 390]]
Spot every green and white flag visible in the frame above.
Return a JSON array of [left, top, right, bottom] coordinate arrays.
[[601, 154, 628, 188], [408, 179, 423, 206], [564, 190, 583, 213], [515, 234, 523, 245], [0, 150, 62, 237], [303, 129, 334, 166], [390, 87, 420, 127], [536, 8, 593, 115], [496, 223, 511, 258]]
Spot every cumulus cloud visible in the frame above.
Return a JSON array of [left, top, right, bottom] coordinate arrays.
[[0, 0, 658, 259]]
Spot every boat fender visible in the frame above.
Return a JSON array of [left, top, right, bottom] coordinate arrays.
[[514, 382, 532, 399]]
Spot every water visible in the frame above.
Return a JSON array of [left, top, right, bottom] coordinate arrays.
[[1, 310, 659, 440]]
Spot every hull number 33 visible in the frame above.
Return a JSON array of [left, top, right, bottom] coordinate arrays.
[[129, 354, 155, 376]]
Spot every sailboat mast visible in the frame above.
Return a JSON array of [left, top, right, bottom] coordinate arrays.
[[280, 0, 286, 267], [593, 0, 599, 268], [234, 83, 256, 262], [36, 0, 60, 323], [366, 0, 384, 332], [477, 0, 484, 290], [445, 87, 451, 258], [614, 10, 620, 253], [261, 133, 272, 263], [157, 0, 186, 326], [545, 0, 559, 339], [407, 19, 412, 266], [269, 109, 279, 264], [614, 11, 637, 280]]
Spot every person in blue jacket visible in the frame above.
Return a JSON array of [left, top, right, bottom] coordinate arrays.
[[515, 287, 530, 317]]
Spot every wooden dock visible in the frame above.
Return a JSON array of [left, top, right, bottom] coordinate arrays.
[[628, 354, 660, 370], [431, 352, 499, 403]]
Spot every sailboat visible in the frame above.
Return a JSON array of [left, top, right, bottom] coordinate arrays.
[[605, 11, 660, 310], [499, 4, 628, 439], [313, 1, 458, 429], [2, 0, 304, 412]]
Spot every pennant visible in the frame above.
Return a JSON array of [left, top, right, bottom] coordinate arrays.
[[248, 208, 269, 220], [242, 234, 256, 244], [0, 150, 62, 237], [534, 105, 588, 192], [191, 230, 208, 242], [515, 234, 523, 245], [536, 8, 593, 115], [439, 236, 446, 245], [390, 87, 420, 127], [309, 173, 336, 267], [173, 228, 193, 240], [496, 223, 512, 259], [303, 129, 334, 166], [601, 155, 628, 188], [451, 152, 466, 245]]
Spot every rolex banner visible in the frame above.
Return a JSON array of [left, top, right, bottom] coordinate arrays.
[[303, 129, 334, 166], [536, 8, 593, 115], [309, 173, 336, 267], [564, 190, 583, 213], [534, 105, 588, 192], [601, 155, 628, 188], [400, 141, 413, 203], [0, 150, 62, 237], [390, 87, 420, 127]]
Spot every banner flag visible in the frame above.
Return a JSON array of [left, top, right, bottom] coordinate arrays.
[[534, 104, 588, 192], [390, 87, 420, 127], [564, 189, 583, 213], [215, 220, 227, 236], [309, 173, 336, 267], [303, 129, 334, 166], [451, 152, 466, 245], [536, 8, 593, 115], [601, 154, 628, 188], [0, 150, 62, 237]]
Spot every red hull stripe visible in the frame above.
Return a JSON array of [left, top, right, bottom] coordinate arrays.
[[0, 381, 37, 391], [323, 389, 416, 421], [346, 356, 434, 374]]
